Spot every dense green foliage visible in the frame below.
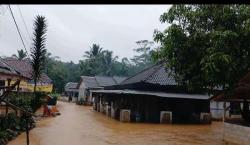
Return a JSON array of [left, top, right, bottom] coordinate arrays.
[[45, 54, 81, 93], [0, 92, 42, 144], [30, 15, 47, 92], [79, 42, 155, 77], [45, 41, 155, 93], [154, 5, 250, 94]]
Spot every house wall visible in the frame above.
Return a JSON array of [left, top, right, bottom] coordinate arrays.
[[93, 93, 211, 124], [8, 80, 53, 93], [0, 73, 29, 92], [0, 72, 53, 93], [210, 101, 230, 120], [210, 101, 242, 120], [78, 82, 86, 101]]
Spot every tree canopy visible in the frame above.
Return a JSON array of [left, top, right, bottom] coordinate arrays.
[[44, 40, 154, 93], [153, 5, 250, 94], [79, 41, 154, 78], [12, 49, 27, 60]]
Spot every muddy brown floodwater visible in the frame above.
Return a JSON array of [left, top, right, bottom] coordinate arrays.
[[8, 101, 226, 145]]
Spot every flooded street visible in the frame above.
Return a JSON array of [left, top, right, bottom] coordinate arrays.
[[8, 101, 225, 145]]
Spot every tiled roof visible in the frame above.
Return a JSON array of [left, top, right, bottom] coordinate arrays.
[[121, 61, 177, 86], [79, 76, 127, 89], [3, 58, 52, 83], [0, 58, 20, 75], [80, 76, 99, 89], [65, 82, 78, 89], [3, 58, 32, 79], [95, 76, 117, 87], [39, 73, 52, 83], [113, 76, 127, 84]]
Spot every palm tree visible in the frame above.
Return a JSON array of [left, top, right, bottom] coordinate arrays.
[[18, 49, 28, 60], [12, 49, 27, 60], [102, 50, 118, 76], [30, 15, 47, 93], [84, 44, 103, 59]]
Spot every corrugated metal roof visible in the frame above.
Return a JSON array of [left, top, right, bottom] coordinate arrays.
[[91, 89, 209, 100], [121, 61, 177, 86]]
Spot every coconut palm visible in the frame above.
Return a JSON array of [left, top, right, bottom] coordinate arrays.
[[84, 44, 103, 59], [12, 49, 28, 60], [30, 15, 47, 93], [101, 50, 118, 76]]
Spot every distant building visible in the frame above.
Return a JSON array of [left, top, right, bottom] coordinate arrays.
[[77, 76, 127, 104], [64, 82, 79, 101], [91, 61, 211, 124], [1, 57, 53, 93]]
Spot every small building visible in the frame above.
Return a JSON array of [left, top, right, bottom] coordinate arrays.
[[0, 58, 28, 93], [91, 61, 211, 124], [2, 58, 53, 93], [77, 76, 127, 104], [64, 82, 79, 101], [209, 85, 242, 120]]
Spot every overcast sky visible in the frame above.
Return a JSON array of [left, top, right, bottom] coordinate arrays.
[[0, 5, 171, 63]]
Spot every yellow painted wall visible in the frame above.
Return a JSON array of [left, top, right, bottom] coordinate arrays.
[[27, 83, 53, 92], [6, 80, 53, 93]]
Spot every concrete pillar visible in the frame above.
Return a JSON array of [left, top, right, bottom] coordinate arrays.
[[102, 104, 106, 114], [106, 105, 111, 117], [111, 106, 115, 119], [120, 109, 131, 122], [200, 112, 212, 124], [100, 103, 103, 113], [160, 111, 172, 124], [93, 102, 97, 111], [97, 103, 100, 112]]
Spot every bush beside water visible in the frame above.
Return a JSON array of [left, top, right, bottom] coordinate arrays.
[[0, 92, 45, 145]]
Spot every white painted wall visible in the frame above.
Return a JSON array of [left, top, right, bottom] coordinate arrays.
[[78, 82, 86, 101], [210, 101, 230, 120]]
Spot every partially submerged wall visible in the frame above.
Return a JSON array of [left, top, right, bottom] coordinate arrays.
[[223, 122, 250, 145]]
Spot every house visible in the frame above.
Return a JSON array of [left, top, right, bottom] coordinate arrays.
[[77, 76, 127, 104], [0, 58, 27, 95], [2, 57, 53, 93], [64, 82, 79, 101], [210, 87, 242, 120], [91, 61, 211, 124]]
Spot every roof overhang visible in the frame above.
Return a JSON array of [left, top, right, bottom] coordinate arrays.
[[90, 89, 209, 100]]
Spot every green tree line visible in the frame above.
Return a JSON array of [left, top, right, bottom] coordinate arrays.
[[10, 40, 155, 93]]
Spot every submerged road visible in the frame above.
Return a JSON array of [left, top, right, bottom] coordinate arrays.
[[8, 101, 225, 145]]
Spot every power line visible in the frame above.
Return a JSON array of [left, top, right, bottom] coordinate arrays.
[[17, 5, 32, 41], [8, 5, 29, 57]]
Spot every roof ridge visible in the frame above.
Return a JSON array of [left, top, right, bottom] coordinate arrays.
[[120, 61, 164, 84]]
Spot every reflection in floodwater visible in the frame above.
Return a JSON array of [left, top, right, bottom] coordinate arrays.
[[8, 101, 225, 145]]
